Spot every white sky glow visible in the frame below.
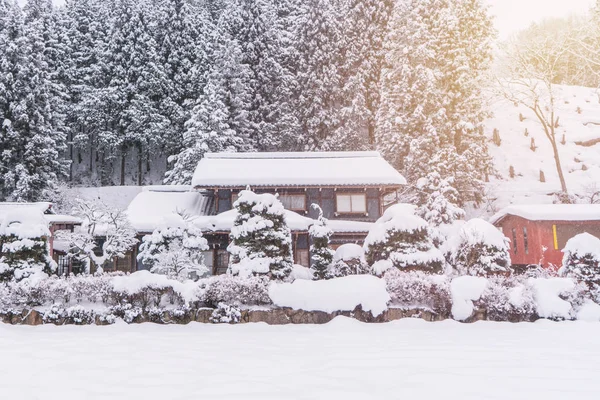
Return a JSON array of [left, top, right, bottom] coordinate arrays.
[[487, 0, 596, 39]]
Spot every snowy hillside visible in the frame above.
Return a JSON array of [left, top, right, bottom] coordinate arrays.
[[482, 84, 600, 216]]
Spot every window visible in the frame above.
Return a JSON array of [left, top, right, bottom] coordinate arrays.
[[511, 228, 518, 255], [295, 249, 310, 267], [202, 250, 214, 276], [336, 193, 367, 214], [216, 250, 229, 275], [231, 192, 239, 205], [279, 194, 307, 211], [115, 254, 132, 273], [523, 227, 529, 255]]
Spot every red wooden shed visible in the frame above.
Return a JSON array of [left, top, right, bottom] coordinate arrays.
[[490, 205, 600, 269]]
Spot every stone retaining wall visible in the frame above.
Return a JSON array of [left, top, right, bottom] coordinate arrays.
[[0, 306, 461, 326]]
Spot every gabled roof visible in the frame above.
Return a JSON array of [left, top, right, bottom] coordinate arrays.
[[191, 151, 406, 189], [126, 186, 212, 233], [490, 204, 600, 225]]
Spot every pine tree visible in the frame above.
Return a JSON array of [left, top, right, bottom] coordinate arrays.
[[416, 172, 465, 227], [292, 0, 344, 150], [0, 208, 55, 281], [0, 0, 68, 201], [364, 205, 444, 273], [562, 233, 600, 298], [228, 190, 293, 280], [376, 0, 494, 206], [309, 204, 334, 280], [165, 18, 254, 185], [453, 218, 512, 277], [155, 0, 212, 159]]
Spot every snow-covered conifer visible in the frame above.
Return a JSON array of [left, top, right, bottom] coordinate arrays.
[[228, 190, 293, 280], [562, 233, 600, 297], [0, 208, 55, 281], [308, 204, 334, 280], [452, 218, 512, 277], [364, 204, 444, 273], [137, 213, 209, 280], [416, 172, 465, 227]]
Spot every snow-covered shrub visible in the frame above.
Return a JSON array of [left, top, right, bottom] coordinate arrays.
[[202, 274, 271, 308], [329, 244, 369, 278], [364, 204, 444, 273], [0, 208, 55, 281], [561, 233, 600, 300], [452, 219, 512, 277], [415, 173, 465, 227], [55, 199, 137, 272], [111, 270, 188, 308], [478, 276, 536, 321], [138, 212, 209, 280], [383, 268, 451, 314], [290, 265, 314, 280], [308, 204, 334, 280], [104, 303, 143, 323], [210, 303, 241, 324], [65, 305, 96, 325], [228, 190, 293, 280]]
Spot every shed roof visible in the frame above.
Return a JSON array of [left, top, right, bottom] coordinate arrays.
[[191, 151, 406, 189], [490, 204, 600, 224]]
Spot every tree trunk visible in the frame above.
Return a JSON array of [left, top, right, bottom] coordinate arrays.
[[120, 150, 126, 186], [550, 137, 568, 193], [137, 144, 143, 186]]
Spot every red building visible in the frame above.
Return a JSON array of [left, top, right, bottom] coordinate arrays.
[[490, 205, 600, 269]]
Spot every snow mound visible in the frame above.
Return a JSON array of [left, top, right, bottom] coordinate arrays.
[[562, 232, 600, 261], [528, 278, 575, 319], [460, 218, 507, 247], [110, 270, 199, 304], [451, 276, 488, 321], [333, 243, 365, 263], [290, 265, 314, 280], [578, 300, 600, 321], [0, 208, 50, 239], [269, 275, 390, 316]]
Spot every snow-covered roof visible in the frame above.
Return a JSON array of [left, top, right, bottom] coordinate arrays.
[[0, 202, 81, 227], [490, 204, 600, 224], [193, 209, 373, 234], [0, 202, 53, 215], [191, 151, 406, 188], [126, 186, 212, 232]]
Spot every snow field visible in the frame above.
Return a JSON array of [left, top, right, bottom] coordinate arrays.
[[1, 318, 599, 400]]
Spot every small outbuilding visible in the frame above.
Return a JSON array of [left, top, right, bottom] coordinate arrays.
[[490, 204, 600, 269]]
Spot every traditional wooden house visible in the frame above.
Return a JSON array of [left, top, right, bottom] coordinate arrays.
[[126, 151, 406, 274], [490, 204, 600, 269], [0, 202, 82, 275]]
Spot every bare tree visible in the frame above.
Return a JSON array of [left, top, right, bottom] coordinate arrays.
[[496, 34, 570, 194]]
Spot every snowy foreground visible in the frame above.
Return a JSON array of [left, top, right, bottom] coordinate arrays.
[[1, 319, 599, 400]]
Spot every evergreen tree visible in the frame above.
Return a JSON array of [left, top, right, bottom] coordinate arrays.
[[228, 190, 293, 280], [364, 205, 444, 273], [165, 18, 254, 185], [376, 0, 494, 206], [308, 204, 334, 280], [0, 208, 56, 281], [453, 218, 512, 277], [562, 233, 600, 298], [416, 172, 465, 227], [0, 0, 68, 201], [155, 0, 212, 158]]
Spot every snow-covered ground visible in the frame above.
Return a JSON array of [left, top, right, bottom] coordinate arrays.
[[1, 318, 599, 400], [482, 84, 600, 216]]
